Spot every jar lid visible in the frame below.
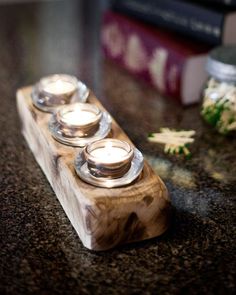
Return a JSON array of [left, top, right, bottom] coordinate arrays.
[[206, 46, 236, 83]]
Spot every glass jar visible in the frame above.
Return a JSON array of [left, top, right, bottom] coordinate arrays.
[[201, 46, 236, 134]]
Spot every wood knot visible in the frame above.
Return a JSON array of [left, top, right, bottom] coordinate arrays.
[[124, 212, 138, 232], [142, 195, 153, 206], [29, 106, 37, 121]]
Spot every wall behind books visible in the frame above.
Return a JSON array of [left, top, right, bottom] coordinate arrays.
[[0, 0, 109, 5], [0, 0, 59, 3]]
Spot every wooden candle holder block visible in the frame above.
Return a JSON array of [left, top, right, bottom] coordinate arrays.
[[16, 86, 171, 251]]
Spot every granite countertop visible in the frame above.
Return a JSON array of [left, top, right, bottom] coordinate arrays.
[[0, 1, 235, 294]]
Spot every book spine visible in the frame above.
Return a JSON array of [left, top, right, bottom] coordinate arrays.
[[113, 0, 224, 45], [206, 0, 236, 6], [101, 12, 187, 103]]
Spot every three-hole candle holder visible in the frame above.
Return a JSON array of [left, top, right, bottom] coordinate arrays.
[[16, 74, 171, 251]]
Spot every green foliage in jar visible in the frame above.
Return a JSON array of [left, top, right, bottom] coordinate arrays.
[[201, 78, 236, 134]]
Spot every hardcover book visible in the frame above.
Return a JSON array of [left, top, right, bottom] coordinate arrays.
[[203, 0, 236, 6], [112, 0, 236, 45], [101, 11, 210, 105]]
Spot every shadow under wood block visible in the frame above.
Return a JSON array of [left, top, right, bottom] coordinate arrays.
[[16, 86, 171, 251]]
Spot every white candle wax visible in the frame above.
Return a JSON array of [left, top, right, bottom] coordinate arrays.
[[44, 80, 75, 95], [62, 110, 96, 126], [90, 143, 128, 164]]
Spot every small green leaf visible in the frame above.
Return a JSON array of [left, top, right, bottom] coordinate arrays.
[[148, 133, 154, 138]]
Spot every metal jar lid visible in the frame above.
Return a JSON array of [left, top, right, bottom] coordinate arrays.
[[206, 46, 236, 83]]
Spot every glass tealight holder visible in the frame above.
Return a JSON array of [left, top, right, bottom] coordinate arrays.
[[83, 139, 134, 179], [56, 103, 102, 138], [49, 103, 112, 147], [31, 74, 89, 112]]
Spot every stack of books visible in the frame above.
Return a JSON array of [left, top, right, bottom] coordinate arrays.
[[101, 0, 236, 105]]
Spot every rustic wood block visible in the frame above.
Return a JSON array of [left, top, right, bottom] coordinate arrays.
[[16, 86, 171, 251]]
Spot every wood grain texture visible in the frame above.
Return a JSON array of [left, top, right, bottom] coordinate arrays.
[[16, 86, 171, 251]]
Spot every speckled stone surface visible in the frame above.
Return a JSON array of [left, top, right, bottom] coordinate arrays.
[[0, 1, 235, 294]]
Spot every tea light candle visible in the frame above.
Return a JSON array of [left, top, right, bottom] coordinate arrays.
[[61, 110, 96, 125], [90, 142, 128, 163], [60, 105, 98, 126], [84, 139, 134, 178], [56, 103, 102, 137], [31, 74, 89, 112], [44, 79, 76, 96]]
